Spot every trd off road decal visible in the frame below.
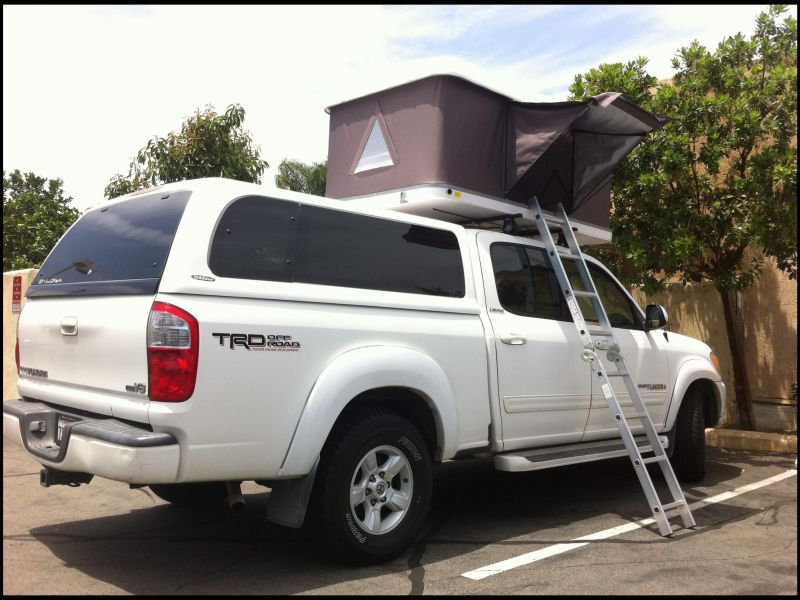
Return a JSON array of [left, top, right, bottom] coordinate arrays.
[[211, 333, 301, 352]]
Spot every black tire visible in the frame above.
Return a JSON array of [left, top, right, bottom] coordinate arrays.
[[313, 411, 433, 565], [670, 387, 706, 482], [148, 482, 228, 507]]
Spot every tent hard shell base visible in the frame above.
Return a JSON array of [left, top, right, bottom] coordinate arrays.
[[339, 183, 612, 246]]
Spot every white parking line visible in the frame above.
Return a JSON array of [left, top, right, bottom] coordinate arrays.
[[462, 468, 797, 581]]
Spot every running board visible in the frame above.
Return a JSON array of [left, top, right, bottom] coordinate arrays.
[[494, 436, 669, 472]]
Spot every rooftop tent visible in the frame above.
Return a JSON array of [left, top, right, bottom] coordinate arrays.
[[325, 74, 666, 230]]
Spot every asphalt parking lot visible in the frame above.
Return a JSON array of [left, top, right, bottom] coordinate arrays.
[[3, 437, 796, 595]]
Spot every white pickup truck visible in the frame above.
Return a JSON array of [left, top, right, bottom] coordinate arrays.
[[5, 177, 725, 564]]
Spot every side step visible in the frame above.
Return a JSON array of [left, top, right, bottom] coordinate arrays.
[[494, 436, 669, 473]]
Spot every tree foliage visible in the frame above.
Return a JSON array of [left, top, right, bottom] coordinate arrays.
[[274, 158, 327, 196], [570, 6, 797, 292], [105, 104, 269, 199], [3, 170, 81, 271], [569, 5, 797, 429], [570, 57, 658, 106]]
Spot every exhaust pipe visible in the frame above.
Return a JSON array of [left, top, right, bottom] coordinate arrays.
[[40, 468, 93, 487]]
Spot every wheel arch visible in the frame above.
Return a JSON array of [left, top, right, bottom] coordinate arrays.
[[665, 358, 725, 431], [277, 346, 456, 478], [325, 387, 440, 462], [689, 379, 719, 428]]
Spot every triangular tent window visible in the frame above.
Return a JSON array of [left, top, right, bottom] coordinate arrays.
[[354, 119, 394, 174]]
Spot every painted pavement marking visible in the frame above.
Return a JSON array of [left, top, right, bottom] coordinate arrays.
[[462, 469, 797, 580]]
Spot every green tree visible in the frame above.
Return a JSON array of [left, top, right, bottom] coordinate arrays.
[[3, 170, 81, 271], [569, 57, 658, 106], [569, 6, 797, 430], [105, 104, 269, 199], [274, 158, 327, 196]]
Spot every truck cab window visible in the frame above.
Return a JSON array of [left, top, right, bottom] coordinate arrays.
[[556, 257, 640, 329], [490, 244, 534, 316], [587, 264, 640, 329], [492, 245, 640, 329]]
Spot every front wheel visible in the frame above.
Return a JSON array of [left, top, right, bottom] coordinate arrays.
[[670, 387, 706, 482], [314, 411, 433, 565]]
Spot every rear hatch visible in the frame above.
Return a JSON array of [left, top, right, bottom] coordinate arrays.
[[16, 190, 191, 423]]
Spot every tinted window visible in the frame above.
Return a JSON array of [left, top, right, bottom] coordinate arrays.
[[294, 205, 464, 297], [491, 244, 640, 328], [29, 191, 190, 297], [492, 244, 565, 319], [209, 195, 299, 281], [525, 248, 566, 320], [491, 244, 534, 315], [588, 264, 639, 328]]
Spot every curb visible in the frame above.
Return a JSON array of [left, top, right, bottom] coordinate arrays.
[[705, 428, 797, 454]]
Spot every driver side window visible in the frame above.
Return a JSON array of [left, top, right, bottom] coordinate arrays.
[[585, 264, 640, 329]]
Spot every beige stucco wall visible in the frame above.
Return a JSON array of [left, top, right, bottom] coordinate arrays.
[[632, 259, 797, 432], [740, 258, 797, 431], [3, 269, 38, 401]]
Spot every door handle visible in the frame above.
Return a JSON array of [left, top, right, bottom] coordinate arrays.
[[61, 316, 78, 336], [500, 333, 527, 345]]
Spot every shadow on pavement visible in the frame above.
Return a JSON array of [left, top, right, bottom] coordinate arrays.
[[26, 448, 784, 594]]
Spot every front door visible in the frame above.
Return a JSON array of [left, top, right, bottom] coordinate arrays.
[[477, 232, 592, 451], [576, 261, 671, 440]]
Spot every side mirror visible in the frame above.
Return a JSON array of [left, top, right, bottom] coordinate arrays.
[[644, 304, 668, 330]]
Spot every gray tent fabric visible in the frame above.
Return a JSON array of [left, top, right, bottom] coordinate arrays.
[[326, 75, 666, 227], [326, 76, 508, 201], [506, 92, 666, 212]]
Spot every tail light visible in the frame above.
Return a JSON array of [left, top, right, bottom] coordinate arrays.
[[147, 302, 199, 402], [15, 338, 20, 374]]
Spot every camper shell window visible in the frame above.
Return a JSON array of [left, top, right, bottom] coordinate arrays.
[[28, 191, 191, 297], [209, 196, 465, 298]]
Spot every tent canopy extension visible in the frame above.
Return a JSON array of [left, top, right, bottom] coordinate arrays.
[[325, 74, 666, 230]]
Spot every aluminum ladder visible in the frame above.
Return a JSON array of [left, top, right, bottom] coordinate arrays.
[[530, 196, 695, 536]]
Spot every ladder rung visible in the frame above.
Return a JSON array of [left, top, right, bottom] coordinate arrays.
[[590, 330, 613, 337], [542, 214, 565, 226], [558, 253, 582, 261], [572, 290, 596, 298], [605, 372, 627, 377], [660, 500, 687, 511], [642, 455, 665, 464]]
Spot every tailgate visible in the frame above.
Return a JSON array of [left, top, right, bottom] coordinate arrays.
[[17, 295, 154, 423]]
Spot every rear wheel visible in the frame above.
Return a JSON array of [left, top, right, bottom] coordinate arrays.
[[313, 411, 433, 565], [148, 482, 228, 507], [670, 387, 706, 482]]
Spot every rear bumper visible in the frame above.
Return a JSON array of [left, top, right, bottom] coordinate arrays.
[[3, 399, 179, 484]]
